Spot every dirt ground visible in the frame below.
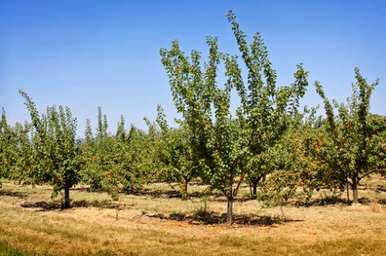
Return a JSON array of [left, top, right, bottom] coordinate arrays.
[[0, 176, 385, 256]]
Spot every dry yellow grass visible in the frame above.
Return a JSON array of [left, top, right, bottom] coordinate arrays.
[[0, 176, 385, 256]]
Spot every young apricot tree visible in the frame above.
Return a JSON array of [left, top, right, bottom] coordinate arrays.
[[19, 90, 81, 208], [315, 68, 385, 203], [226, 11, 309, 197], [0, 109, 14, 185], [161, 11, 309, 223], [156, 105, 196, 199], [161, 33, 252, 223]]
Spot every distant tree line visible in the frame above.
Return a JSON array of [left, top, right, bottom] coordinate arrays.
[[0, 11, 385, 223]]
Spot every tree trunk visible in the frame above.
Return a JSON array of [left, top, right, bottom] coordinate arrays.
[[249, 175, 265, 198], [250, 181, 257, 197], [346, 181, 350, 203], [180, 179, 189, 200], [226, 195, 233, 224], [115, 208, 120, 221], [279, 203, 285, 218], [63, 186, 71, 209], [352, 177, 359, 204]]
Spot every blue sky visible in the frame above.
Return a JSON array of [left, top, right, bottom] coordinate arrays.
[[1, 1, 385, 134]]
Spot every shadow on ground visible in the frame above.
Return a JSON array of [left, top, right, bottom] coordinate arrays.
[[20, 199, 129, 211], [292, 196, 386, 207], [131, 189, 252, 202], [145, 211, 303, 226], [293, 196, 350, 207], [375, 185, 386, 193], [131, 189, 224, 199], [377, 199, 386, 205], [0, 189, 28, 198]]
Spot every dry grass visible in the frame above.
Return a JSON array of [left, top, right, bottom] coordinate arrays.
[[0, 176, 385, 256]]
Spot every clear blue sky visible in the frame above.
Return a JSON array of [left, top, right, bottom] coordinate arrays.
[[1, 1, 385, 134]]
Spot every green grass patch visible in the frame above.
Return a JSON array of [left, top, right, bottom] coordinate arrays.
[[0, 241, 29, 256]]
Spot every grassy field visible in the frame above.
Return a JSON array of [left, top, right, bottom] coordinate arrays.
[[0, 176, 385, 256]]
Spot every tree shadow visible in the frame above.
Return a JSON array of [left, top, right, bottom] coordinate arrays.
[[145, 211, 302, 226], [377, 199, 386, 205], [0, 189, 28, 198], [131, 189, 206, 199], [358, 197, 372, 204], [292, 195, 386, 207], [292, 196, 351, 207], [214, 196, 253, 203], [131, 189, 250, 202], [20, 199, 127, 211], [131, 189, 183, 199], [375, 185, 386, 193]]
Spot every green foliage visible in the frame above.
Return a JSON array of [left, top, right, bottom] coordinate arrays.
[[0, 109, 14, 183], [19, 90, 81, 208], [314, 68, 385, 203], [115, 115, 126, 142], [257, 110, 325, 208], [9, 122, 35, 184], [0, 10, 384, 225], [160, 28, 248, 223], [257, 170, 298, 208], [287, 109, 326, 202], [80, 108, 155, 200], [84, 119, 93, 144], [159, 10, 307, 222], [225, 11, 309, 202], [156, 106, 196, 199]]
